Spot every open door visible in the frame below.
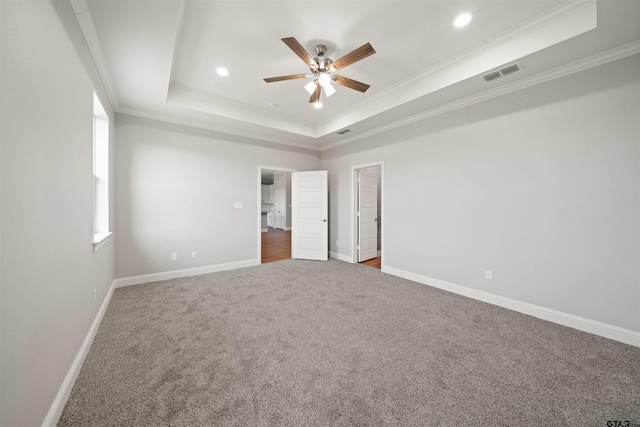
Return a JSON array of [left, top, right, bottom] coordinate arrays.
[[275, 188, 286, 229], [292, 170, 328, 261], [358, 170, 378, 262]]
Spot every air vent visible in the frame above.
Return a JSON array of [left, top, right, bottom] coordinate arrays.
[[500, 64, 520, 76], [482, 62, 523, 82], [483, 71, 502, 82], [337, 129, 351, 135]]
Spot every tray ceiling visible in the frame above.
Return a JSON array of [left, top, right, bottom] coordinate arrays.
[[73, 0, 640, 151]]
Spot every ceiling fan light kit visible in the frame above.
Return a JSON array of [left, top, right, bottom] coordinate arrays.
[[317, 73, 331, 87], [323, 83, 336, 97], [304, 80, 317, 95], [264, 37, 376, 106]]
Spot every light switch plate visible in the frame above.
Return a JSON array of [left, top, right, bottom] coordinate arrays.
[[234, 202, 243, 209]]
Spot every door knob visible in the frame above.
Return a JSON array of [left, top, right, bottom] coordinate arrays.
[[322, 219, 327, 222]]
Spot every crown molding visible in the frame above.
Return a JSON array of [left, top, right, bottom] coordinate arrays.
[[316, 0, 597, 136], [75, 0, 597, 143], [165, 0, 186, 103], [320, 41, 640, 152], [69, 0, 119, 111], [71, 0, 635, 155], [167, 83, 317, 138], [119, 40, 640, 154], [68, 0, 316, 151], [355, 0, 596, 108], [116, 106, 322, 152]]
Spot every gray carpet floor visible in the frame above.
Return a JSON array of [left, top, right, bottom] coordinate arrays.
[[59, 259, 640, 426]]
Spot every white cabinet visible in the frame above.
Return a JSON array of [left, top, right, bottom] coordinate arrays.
[[261, 185, 275, 203], [267, 212, 274, 227]]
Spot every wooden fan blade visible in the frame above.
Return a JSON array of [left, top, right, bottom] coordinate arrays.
[[309, 84, 321, 103], [332, 75, 371, 93], [264, 74, 308, 83], [331, 43, 375, 71], [281, 37, 318, 71]]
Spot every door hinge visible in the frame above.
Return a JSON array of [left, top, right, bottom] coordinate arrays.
[[357, 245, 360, 250], [357, 211, 360, 216]]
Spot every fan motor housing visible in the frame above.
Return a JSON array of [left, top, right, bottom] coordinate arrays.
[[313, 44, 333, 72]]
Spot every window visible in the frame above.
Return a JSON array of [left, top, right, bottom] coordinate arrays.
[[93, 92, 110, 251]]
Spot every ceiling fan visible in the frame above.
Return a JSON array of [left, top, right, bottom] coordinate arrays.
[[264, 37, 376, 104]]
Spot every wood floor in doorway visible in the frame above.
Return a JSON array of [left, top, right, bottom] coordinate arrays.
[[261, 227, 291, 263], [360, 257, 381, 269]]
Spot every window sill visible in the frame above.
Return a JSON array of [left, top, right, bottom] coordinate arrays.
[[93, 232, 112, 252]]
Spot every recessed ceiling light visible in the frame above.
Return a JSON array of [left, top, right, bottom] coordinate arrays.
[[268, 102, 280, 109], [313, 102, 322, 109], [454, 13, 473, 28], [216, 67, 229, 77]]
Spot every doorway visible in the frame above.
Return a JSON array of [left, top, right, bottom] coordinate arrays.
[[352, 162, 383, 269], [258, 166, 295, 264]]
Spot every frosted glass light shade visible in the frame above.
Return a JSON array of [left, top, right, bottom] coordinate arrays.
[[318, 73, 331, 87], [304, 80, 317, 95], [324, 82, 336, 97]]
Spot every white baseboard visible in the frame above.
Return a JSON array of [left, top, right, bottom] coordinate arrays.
[[284, 226, 292, 231], [383, 265, 640, 348], [114, 258, 260, 288], [42, 279, 117, 427], [329, 251, 354, 263], [261, 228, 268, 233], [377, 250, 381, 257]]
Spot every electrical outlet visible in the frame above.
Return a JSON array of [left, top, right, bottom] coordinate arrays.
[[192, 251, 197, 259], [336, 240, 339, 247], [485, 270, 493, 280], [93, 289, 97, 303], [171, 253, 178, 261]]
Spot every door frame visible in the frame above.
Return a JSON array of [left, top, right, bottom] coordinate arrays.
[[357, 169, 379, 262], [257, 165, 296, 263], [351, 161, 384, 267]]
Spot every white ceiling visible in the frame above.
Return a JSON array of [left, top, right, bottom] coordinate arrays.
[[73, 0, 640, 151]]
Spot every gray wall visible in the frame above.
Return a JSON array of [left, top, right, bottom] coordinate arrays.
[[1, 3, 637, 425], [0, 1, 116, 425], [115, 114, 319, 278], [321, 54, 640, 333]]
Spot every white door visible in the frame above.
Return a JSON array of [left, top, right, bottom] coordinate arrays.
[[358, 170, 378, 262], [275, 189, 286, 229], [292, 170, 328, 261]]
